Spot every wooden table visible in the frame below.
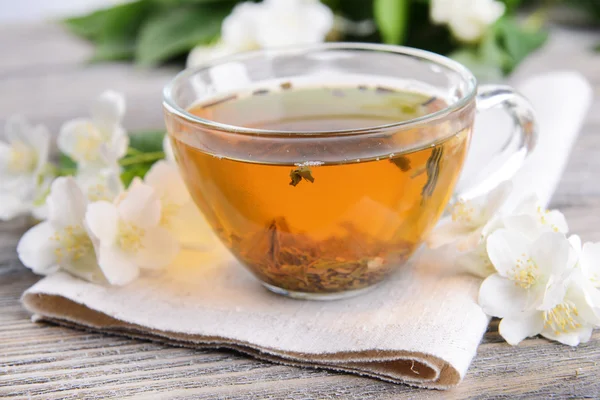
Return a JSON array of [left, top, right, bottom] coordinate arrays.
[[1, 23, 599, 399]]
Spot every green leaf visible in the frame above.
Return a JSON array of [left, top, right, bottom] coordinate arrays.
[[91, 40, 137, 62], [129, 130, 166, 153], [500, 0, 523, 14], [151, 0, 238, 5], [63, 0, 152, 42], [449, 49, 503, 81], [64, 0, 155, 62], [594, 42, 600, 52], [58, 153, 77, 176], [135, 4, 231, 66], [479, 30, 508, 68], [121, 163, 155, 187], [495, 18, 547, 73], [374, 0, 409, 44], [122, 130, 167, 186]]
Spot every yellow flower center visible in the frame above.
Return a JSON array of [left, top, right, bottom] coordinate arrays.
[[160, 199, 180, 228], [8, 141, 37, 173], [51, 225, 94, 263], [87, 183, 113, 202], [451, 201, 475, 224], [75, 124, 103, 161], [509, 253, 539, 289], [536, 205, 560, 232], [118, 221, 145, 252], [544, 301, 581, 335]]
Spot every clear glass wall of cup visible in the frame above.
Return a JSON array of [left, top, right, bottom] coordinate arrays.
[[163, 43, 536, 300]]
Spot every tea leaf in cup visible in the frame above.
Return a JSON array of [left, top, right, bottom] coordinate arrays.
[[422, 147, 444, 199], [289, 166, 315, 187], [390, 156, 411, 172]]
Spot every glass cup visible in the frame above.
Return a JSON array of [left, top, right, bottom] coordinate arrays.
[[163, 43, 536, 300]]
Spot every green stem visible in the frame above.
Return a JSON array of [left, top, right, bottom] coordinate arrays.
[[119, 151, 165, 166], [126, 146, 144, 156]]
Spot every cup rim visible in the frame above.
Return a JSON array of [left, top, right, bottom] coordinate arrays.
[[163, 42, 477, 138]]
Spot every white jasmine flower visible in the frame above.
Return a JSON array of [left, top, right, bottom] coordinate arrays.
[[76, 145, 124, 202], [481, 230, 574, 315], [0, 116, 52, 221], [85, 180, 180, 285], [479, 231, 588, 345], [427, 181, 511, 250], [497, 274, 600, 346], [144, 160, 216, 250], [251, 0, 334, 48], [17, 177, 104, 282], [58, 90, 129, 168], [502, 194, 568, 238], [187, 0, 334, 67], [431, 0, 505, 43]]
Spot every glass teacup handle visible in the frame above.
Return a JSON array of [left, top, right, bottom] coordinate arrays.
[[455, 84, 537, 202]]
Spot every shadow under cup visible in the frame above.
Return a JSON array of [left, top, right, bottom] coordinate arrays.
[[163, 43, 478, 300]]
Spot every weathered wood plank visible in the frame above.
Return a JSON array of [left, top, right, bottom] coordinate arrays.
[[1, 22, 600, 399]]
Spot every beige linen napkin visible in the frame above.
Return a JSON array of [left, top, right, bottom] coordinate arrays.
[[22, 72, 592, 389]]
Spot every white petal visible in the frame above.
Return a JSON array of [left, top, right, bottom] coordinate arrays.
[[455, 244, 495, 278], [108, 126, 129, 160], [77, 164, 123, 202], [31, 124, 50, 172], [567, 277, 600, 325], [0, 140, 10, 166], [91, 90, 125, 128], [546, 209, 568, 233], [118, 181, 161, 228], [480, 215, 504, 237], [480, 180, 512, 221], [47, 177, 88, 227], [31, 203, 48, 221], [4, 115, 32, 145], [541, 327, 594, 346], [499, 312, 544, 345], [569, 235, 582, 254], [539, 274, 569, 311], [221, 2, 261, 50], [85, 201, 119, 244], [427, 219, 476, 249], [58, 118, 101, 164], [144, 160, 190, 205], [135, 227, 180, 269], [512, 194, 539, 215], [479, 273, 531, 317], [61, 251, 106, 284], [486, 229, 532, 277], [580, 242, 600, 284], [254, 0, 333, 47], [449, 17, 483, 42], [17, 222, 59, 275], [96, 245, 139, 286], [531, 232, 572, 276], [502, 214, 544, 240], [0, 193, 31, 220]]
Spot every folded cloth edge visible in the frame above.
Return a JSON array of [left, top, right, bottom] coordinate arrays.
[[22, 291, 461, 390]]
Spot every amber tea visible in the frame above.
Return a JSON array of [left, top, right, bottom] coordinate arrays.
[[169, 85, 471, 296]]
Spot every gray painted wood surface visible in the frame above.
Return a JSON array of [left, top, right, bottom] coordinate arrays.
[[1, 23, 599, 399]]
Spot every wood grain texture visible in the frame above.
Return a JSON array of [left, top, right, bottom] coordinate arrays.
[[1, 22, 600, 399]]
